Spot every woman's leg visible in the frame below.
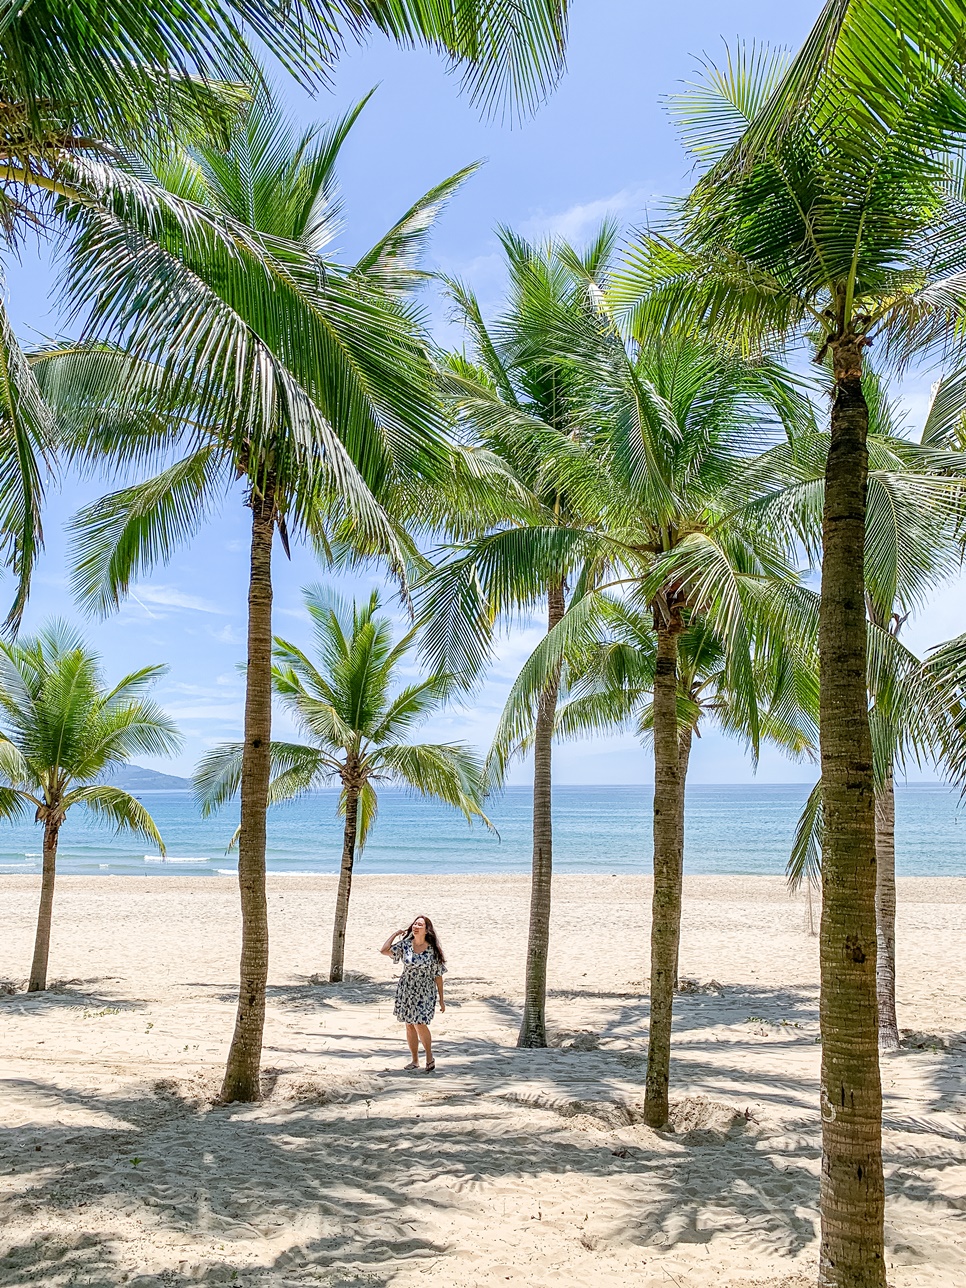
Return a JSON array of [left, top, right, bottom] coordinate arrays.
[[415, 1023, 433, 1065], [405, 1024, 419, 1063]]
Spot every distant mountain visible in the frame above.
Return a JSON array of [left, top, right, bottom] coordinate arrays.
[[99, 764, 193, 791]]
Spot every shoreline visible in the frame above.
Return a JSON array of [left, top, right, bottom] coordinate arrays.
[[2, 871, 966, 883]]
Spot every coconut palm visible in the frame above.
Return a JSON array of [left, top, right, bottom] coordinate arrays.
[[49, 96, 467, 1103], [611, 46, 966, 1280], [781, 372, 966, 1047], [195, 586, 489, 981], [474, 285, 805, 1127], [549, 603, 818, 922], [0, 0, 570, 625], [418, 227, 619, 1047], [0, 621, 179, 991]]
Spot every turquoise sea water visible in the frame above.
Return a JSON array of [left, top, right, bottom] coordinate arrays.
[[0, 784, 963, 878]]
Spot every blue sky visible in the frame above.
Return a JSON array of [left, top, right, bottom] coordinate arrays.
[[6, 0, 961, 785]]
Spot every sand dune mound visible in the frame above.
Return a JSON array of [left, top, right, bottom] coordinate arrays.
[[666, 1094, 751, 1142]]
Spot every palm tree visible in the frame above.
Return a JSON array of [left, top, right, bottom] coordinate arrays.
[[551, 604, 818, 932], [781, 372, 966, 1047], [0, 1, 570, 625], [0, 621, 179, 991], [613, 48, 966, 1282], [195, 586, 489, 981], [474, 283, 804, 1127], [49, 97, 466, 1103], [418, 228, 619, 1047]]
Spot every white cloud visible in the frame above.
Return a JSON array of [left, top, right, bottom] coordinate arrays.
[[520, 185, 653, 244], [136, 584, 226, 614], [211, 623, 243, 644]]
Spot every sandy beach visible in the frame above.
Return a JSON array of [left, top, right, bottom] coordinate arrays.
[[0, 873, 963, 1287]]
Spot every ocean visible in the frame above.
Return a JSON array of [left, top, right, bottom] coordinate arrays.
[[0, 784, 963, 879]]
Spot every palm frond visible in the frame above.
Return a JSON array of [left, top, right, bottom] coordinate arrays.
[[787, 778, 823, 893], [65, 784, 166, 852]]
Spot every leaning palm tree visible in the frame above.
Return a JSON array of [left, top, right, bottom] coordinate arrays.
[[0, 0, 570, 624], [613, 47, 966, 1282], [196, 587, 489, 982], [0, 621, 179, 991], [419, 227, 619, 1047], [50, 97, 464, 1103]]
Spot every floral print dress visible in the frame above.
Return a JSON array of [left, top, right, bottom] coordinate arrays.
[[391, 935, 446, 1025]]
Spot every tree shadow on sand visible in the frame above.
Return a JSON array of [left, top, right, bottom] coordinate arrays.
[[3, 976, 963, 1284]]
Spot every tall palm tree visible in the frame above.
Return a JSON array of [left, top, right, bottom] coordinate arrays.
[[0, 621, 179, 991], [613, 48, 966, 1284], [780, 373, 966, 1047], [476, 285, 804, 1127], [0, 0, 570, 626], [49, 97, 464, 1103], [196, 587, 489, 981], [419, 227, 618, 1047]]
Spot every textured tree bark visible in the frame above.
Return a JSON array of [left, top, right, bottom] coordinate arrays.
[[329, 781, 360, 983], [818, 336, 885, 1288], [875, 770, 899, 1052], [673, 723, 693, 991], [644, 611, 683, 1128], [221, 480, 275, 1103], [518, 581, 566, 1048], [28, 816, 62, 993]]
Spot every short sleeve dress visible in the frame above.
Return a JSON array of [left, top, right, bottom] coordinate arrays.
[[390, 935, 447, 1025]]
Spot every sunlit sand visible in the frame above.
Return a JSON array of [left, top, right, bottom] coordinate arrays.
[[1, 874, 963, 1286]]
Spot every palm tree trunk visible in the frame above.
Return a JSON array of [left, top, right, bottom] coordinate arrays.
[[644, 610, 683, 1128], [28, 816, 62, 993], [673, 724, 693, 991], [221, 478, 275, 1103], [875, 769, 899, 1051], [329, 782, 360, 983], [518, 580, 565, 1048], [818, 336, 885, 1288]]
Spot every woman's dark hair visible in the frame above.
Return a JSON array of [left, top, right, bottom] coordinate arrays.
[[406, 914, 445, 965]]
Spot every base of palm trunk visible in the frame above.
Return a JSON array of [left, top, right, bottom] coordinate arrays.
[[517, 1010, 547, 1047]]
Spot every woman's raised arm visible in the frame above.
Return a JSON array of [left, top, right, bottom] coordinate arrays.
[[380, 929, 405, 957]]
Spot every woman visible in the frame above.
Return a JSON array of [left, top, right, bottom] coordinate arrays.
[[380, 915, 446, 1072]]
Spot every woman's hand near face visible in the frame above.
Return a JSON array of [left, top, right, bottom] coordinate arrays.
[[379, 927, 405, 957]]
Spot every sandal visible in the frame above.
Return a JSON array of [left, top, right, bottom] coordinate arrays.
[[423, 1059, 436, 1074], [404, 1060, 419, 1071]]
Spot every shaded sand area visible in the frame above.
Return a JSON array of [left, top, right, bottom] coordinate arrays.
[[0, 874, 964, 1287]]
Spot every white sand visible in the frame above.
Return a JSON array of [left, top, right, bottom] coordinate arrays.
[[0, 873, 963, 1287]]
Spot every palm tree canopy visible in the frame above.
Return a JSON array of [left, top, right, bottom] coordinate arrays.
[[0, 0, 569, 628], [720, 1, 966, 168], [612, 43, 966, 370], [0, 619, 180, 847], [38, 94, 475, 615], [1, 1, 570, 153], [422, 230, 811, 766], [195, 586, 490, 848], [417, 225, 627, 685]]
